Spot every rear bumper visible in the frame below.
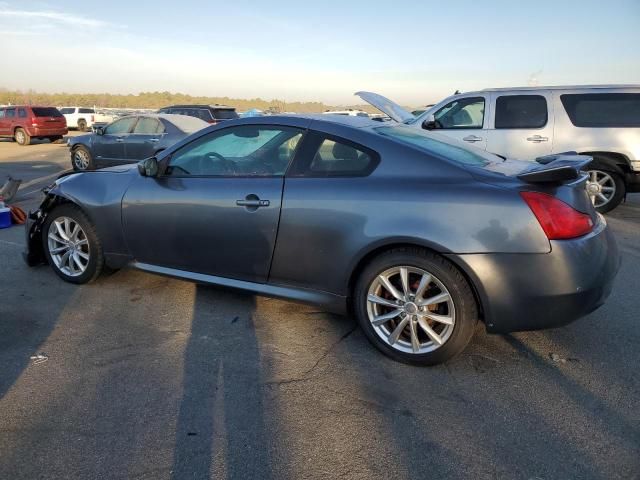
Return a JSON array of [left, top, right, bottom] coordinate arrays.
[[449, 215, 620, 333], [27, 126, 68, 137]]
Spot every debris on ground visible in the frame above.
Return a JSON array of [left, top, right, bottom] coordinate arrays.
[[30, 353, 49, 365]]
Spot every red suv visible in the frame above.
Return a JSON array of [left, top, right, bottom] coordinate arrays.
[[0, 106, 68, 146]]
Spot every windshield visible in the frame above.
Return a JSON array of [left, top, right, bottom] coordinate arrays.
[[375, 125, 495, 167]]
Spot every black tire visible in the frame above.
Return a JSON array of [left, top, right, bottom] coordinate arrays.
[[14, 128, 30, 146], [354, 248, 478, 365], [77, 119, 87, 132], [71, 145, 94, 171], [42, 204, 104, 284]]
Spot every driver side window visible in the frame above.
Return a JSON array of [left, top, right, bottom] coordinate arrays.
[[167, 125, 303, 177], [434, 97, 485, 129]]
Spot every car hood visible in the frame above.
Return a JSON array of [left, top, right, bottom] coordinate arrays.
[[355, 91, 415, 123]]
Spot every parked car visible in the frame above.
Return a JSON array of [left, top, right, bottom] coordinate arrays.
[[67, 114, 208, 171], [0, 106, 68, 145], [157, 104, 239, 124], [59, 107, 115, 132], [358, 85, 640, 213], [323, 109, 370, 117], [24, 115, 619, 365]]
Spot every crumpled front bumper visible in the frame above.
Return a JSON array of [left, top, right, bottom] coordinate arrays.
[[450, 214, 620, 333]]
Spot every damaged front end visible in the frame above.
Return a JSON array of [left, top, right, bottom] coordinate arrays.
[[23, 173, 78, 267]]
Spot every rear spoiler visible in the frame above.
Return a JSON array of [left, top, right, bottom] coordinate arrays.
[[517, 153, 592, 184]]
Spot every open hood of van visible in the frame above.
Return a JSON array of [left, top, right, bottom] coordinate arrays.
[[355, 91, 415, 123]]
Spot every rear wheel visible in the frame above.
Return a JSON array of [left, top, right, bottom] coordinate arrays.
[[14, 128, 30, 146], [42, 204, 103, 284], [585, 169, 624, 214], [77, 119, 87, 132], [354, 248, 478, 365], [72, 146, 94, 171]]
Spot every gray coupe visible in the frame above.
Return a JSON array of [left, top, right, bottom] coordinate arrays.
[[68, 114, 208, 171], [25, 114, 619, 364]]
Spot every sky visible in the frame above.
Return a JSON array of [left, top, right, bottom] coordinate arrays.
[[0, 0, 639, 106]]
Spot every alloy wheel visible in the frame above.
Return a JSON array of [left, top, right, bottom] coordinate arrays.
[[15, 130, 25, 144], [47, 216, 90, 277], [74, 149, 90, 170], [366, 266, 455, 354], [586, 170, 616, 208]]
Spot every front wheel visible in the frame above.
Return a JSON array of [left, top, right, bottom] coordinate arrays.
[[72, 146, 94, 171], [354, 248, 478, 365], [42, 204, 104, 284], [585, 169, 625, 214]]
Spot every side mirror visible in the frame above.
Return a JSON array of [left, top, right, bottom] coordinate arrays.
[[422, 114, 437, 130], [94, 126, 104, 135], [138, 157, 159, 177]]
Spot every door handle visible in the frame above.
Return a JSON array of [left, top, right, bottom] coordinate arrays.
[[147, 138, 160, 143], [236, 195, 270, 210], [526, 135, 548, 143], [115, 137, 124, 143], [462, 135, 483, 142]]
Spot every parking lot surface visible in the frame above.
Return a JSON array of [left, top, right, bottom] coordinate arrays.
[[0, 139, 638, 479]]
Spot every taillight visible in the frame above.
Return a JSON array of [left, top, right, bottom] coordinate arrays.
[[31, 117, 38, 127], [91, 115, 95, 122], [521, 191, 594, 240]]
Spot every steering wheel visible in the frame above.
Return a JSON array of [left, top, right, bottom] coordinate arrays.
[[201, 151, 235, 175]]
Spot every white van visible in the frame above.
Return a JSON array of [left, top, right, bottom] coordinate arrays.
[[359, 86, 640, 212]]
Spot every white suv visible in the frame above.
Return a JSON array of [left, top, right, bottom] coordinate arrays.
[[359, 86, 640, 212]]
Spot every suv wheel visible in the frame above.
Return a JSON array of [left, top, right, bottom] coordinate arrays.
[[14, 128, 30, 146], [354, 248, 478, 365], [77, 119, 87, 132], [72, 146, 93, 171], [585, 169, 624, 214]]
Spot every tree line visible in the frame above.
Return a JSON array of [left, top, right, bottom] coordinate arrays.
[[0, 89, 380, 114]]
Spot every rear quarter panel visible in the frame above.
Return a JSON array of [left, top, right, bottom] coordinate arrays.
[[269, 129, 550, 296]]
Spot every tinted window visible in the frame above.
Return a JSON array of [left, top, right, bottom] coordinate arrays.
[[434, 97, 485, 129], [6, 108, 15, 118], [104, 117, 137, 135], [18, 108, 27, 118], [32, 107, 63, 117], [0, 110, 4, 119], [59, 108, 75, 114], [495, 95, 547, 129], [561, 93, 640, 128], [167, 125, 303, 176], [133, 117, 163, 134], [79, 108, 95, 114], [213, 109, 239, 120], [308, 138, 375, 175], [376, 126, 492, 166]]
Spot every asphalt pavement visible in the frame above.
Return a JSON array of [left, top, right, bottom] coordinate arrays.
[[0, 139, 638, 480]]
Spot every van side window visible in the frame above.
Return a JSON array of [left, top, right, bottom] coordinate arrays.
[[560, 93, 640, 128], [434, 97, 485, 129], [495, 95, 548, 129]]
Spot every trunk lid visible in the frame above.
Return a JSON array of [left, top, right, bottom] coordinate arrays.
[[355, 91, 415, 123], [473, 153, 597, 219]]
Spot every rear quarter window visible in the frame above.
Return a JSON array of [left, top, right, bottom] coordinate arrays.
[[560, 93, 640, 128]]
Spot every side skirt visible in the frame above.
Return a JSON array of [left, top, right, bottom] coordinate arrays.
[[132, 262, 348, 315]]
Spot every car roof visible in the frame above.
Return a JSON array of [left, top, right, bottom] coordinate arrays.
[[475, 84, 640, 93], [160, 104, 236, 109]]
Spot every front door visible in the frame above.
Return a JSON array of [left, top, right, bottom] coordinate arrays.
[[125, 116, 164, 161], [121, 124, 304, 283], [486, 91, 554, 160], [429, 95, 489, 150], [93, 117, 138, 164]]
